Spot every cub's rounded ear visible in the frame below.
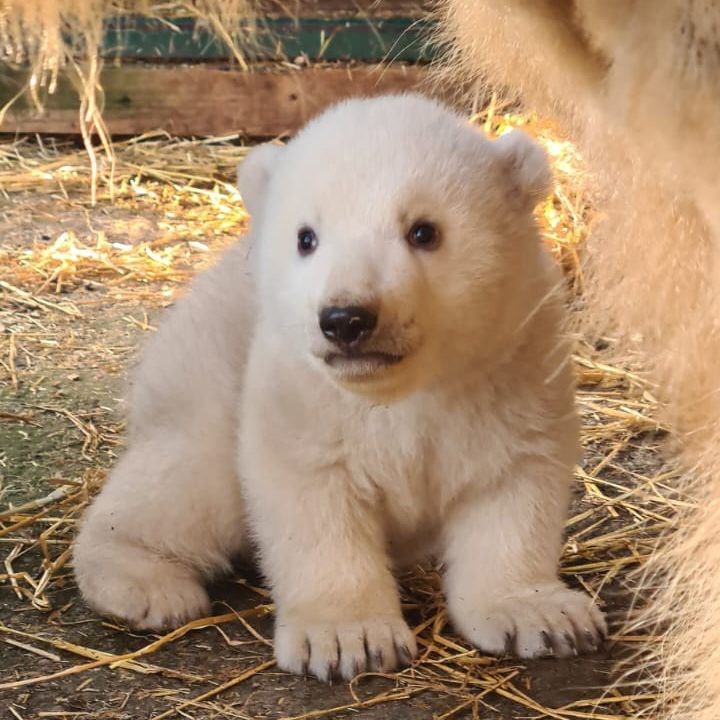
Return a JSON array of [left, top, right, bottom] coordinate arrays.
[[236, 142, 284, 217], [492, 131, 552, 210]]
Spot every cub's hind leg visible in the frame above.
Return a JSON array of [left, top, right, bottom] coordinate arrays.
[[74, 429, 246, 630]]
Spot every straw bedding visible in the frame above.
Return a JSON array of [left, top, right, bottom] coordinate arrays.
[[1, 0, 265, 204]]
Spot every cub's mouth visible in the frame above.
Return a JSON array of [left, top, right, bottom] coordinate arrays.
[[324, 350, 404, 378]]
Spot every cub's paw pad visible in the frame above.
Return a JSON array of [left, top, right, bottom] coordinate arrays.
[[275, 614, 417, 682], [457, 586, 606, 659]]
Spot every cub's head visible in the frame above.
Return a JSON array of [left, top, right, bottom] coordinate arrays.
[[238, 93, 552, 400]]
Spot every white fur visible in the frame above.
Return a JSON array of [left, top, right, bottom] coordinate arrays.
[[73, 94, 605, 680]]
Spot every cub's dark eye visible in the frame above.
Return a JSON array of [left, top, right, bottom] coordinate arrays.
[[407, 221, 440, 251], [297, 227, 318, 256]]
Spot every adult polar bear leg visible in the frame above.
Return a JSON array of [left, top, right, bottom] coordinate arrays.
[[74, 243, 252, 630], [443, 454, 606, 658]]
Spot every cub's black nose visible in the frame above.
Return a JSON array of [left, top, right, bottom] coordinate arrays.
[[319, 305, 377, 348]]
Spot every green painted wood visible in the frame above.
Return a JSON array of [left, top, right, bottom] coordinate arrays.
[[101, 15, 435, 62]]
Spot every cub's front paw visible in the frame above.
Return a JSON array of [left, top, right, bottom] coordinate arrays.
[[452, 584, 606, 659], [274, 613, 417, 682]]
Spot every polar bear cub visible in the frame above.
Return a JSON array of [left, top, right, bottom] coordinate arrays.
[[74, 93, 605, 680]]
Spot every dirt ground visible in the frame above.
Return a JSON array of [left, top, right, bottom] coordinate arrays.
[[0, 133, 673, 719]]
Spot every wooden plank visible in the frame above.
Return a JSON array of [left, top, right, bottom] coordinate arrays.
[[1, 64, 432, 137], [101, 15, 434, 62]]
